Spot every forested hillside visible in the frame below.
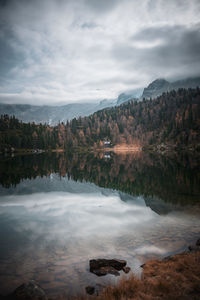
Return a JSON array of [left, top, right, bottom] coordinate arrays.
[[0, 88, 200, 152], [0, 115, 63, 151], [65, 88, 200, 149]]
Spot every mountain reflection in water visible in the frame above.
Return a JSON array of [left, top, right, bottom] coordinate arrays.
[[0, 151, 199, 298]]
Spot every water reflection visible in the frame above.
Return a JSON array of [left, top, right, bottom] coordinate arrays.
[[0, 152, 199, 298], [0, 151, 199, 206]]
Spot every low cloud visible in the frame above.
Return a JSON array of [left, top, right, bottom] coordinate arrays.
[[0, 0, 199, 105]]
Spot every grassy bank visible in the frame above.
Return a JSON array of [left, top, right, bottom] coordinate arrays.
[[74, 250, 200, 300]]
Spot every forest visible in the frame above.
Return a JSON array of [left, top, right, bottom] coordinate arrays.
[[0, 88, 200, 152], [0, 115, 63, 152], [64, 87, 200, 150]]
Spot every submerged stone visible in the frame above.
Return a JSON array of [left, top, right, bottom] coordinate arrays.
[[85, 286, 95, 295], [188, 245, 200, 252], [89, 259, 127, 277], [122, 266, 131, 274], [10, 280, 47, 300], [196, 238, 200, 246]]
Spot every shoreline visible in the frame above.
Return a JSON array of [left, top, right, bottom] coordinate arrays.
[[91, 248, 200, 300], [1, 144, 199, 156], [4, 240, 200, 300]]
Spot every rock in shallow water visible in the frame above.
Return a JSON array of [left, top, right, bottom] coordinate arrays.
[[85, 286, 95, 295], [10, 281, 47, 300], [89, 259, 128, 276], [92, 266, 120, 277], [122, 266, 131, 274], [196, 238, 200, 246], [188, 238, 200, 252]]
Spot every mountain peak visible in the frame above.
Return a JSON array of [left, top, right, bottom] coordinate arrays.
[[142, 78, 170, 99], [148, 78, 169, 88], [142, 76, 200, 99], [117, 93, 134, 105]]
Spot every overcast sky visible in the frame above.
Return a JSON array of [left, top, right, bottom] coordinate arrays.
[[0, 0, 200, 105]]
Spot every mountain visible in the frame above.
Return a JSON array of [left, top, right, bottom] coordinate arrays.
[[0, 93, 137, 125], [142, 79, 170, 99], [1, 76, 199, 125], [1, 88, 199, 152], [117, 93, 136, 105], [62, 87, 200, 150], [0, 102, 99, 125], [142, 76, 200, 99]]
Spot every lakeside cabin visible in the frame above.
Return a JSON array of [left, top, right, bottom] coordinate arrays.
[[104, 140, 111, 148]]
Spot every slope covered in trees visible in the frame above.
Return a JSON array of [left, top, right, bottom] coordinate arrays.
[[64, 88, 200, 149], [0, 88, 200, 151], [0, 115, 64, 152]]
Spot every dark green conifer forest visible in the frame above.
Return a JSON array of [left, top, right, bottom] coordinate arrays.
[[0, 88, 200, 152]]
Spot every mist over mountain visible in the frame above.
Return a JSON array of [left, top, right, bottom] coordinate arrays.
[[0, 76, 200, 125], [0, 92, 138, 125], [1, 88, 199, 153], [142, 77, 200, 99], [0, 102, 99, 125]]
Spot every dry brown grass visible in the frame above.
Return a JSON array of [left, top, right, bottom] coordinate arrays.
[[72, 250, 200, 300]]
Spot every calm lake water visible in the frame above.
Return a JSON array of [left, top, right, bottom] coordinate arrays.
[[0, 151, 200, 298]]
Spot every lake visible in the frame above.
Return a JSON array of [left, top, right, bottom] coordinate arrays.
[[0, 151, 199, 298]]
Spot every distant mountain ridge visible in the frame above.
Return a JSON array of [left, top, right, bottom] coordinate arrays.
[[0, 93, 137, 125], [0, 102, 99, 125], [0, 76, 200, 124], [142, 76, 200, 99], [0, 88, 199, 152]]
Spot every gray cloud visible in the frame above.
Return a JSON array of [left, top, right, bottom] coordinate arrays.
[[81, 22, 98, 29], [84, 0, 121, 13], [112, 24, 200, 80], [0, 0, 199, 105]]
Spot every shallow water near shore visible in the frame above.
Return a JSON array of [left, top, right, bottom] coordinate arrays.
[[0, 151, 199, 298]]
